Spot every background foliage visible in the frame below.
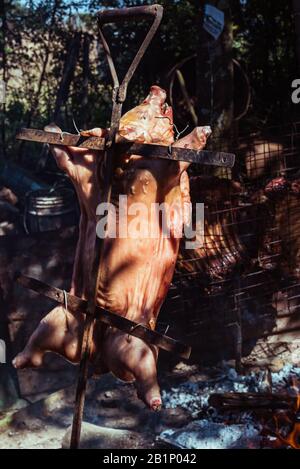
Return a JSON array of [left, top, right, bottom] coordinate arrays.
[[0, 0, 298, 160]]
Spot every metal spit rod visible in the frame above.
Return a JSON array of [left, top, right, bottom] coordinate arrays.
[[70, 4, 164, 450]]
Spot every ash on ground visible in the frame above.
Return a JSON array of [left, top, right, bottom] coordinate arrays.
[[159, 363, 300, 449], [1, 361, 300, 449]]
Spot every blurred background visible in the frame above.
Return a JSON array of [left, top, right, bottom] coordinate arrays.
[[1, 0, 299, 162]]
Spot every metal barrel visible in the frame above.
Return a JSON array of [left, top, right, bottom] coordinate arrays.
[[24, 187, 79, 234]]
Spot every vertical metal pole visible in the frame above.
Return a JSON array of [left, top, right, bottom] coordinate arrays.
[[69, 6, 163, 448], [70, 96, 122, 449]]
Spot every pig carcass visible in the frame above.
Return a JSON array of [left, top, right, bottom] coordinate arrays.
[[13, 86, 210, 410]]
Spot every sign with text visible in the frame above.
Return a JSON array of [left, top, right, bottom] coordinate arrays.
[[0, 340, 6, 364], [203, 4, 225, 40], [0, 80, 6, 104]]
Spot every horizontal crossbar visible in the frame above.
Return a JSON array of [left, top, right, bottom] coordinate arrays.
[[16, 128, 235, 168], [16, 274, 191, 360]]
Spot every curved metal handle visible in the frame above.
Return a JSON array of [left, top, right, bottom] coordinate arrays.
[[97, 4, 163, 101], [98, 4, 163, 25]]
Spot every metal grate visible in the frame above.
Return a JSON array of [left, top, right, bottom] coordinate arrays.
[[161, 122, 300, 365]]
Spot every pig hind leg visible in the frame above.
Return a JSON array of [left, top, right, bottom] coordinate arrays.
[[105, 332, 162, 411], [132, 349, 161, 411]]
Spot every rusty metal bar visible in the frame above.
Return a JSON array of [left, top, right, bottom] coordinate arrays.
[[70, 5, 164, 450], [98, 5, 163, 102], [16, 128, 106, 149], [121, 141, 235, 167], [16, 128, 236, 168], [98, 5, 161, 24]]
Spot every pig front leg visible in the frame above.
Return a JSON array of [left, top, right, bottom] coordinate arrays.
[[13, 214, 89, 369], [175, 126, 212, 173], [13, 307, 85, 368], [13, 125, 103, 369]]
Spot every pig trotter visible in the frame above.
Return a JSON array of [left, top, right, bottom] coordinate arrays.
[[13, 347, 43, 369], [134, 367, 162, 411], [13, 306, 83, 369]]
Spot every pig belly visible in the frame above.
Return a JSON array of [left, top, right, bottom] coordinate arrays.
[[97, 235, 178, 325]]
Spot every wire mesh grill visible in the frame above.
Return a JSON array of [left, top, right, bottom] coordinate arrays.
[[161, 122, 300, 362]]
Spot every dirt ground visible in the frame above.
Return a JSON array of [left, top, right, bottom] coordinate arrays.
[[1, 349, 300, 449], [1, 229, 300, 449], [0, 364, 198, 449]]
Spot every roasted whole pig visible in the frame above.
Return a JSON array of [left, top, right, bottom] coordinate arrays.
[[13, 86, 210, 410]]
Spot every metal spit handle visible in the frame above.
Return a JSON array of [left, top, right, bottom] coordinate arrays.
[[97, 4, 163, 98], [98, 4, 163, 24]]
